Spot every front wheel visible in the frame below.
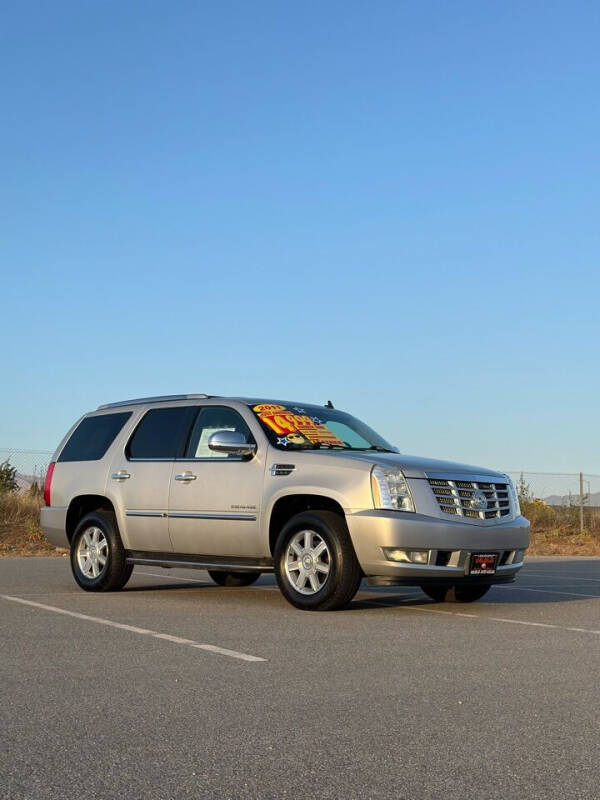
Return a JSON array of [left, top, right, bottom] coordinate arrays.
[[208, 570, 261, 587], [420, 584, 491, 603], [274, 510, 362, 611]]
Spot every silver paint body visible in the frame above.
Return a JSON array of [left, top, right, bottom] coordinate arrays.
[[40, 397, 530, 581]]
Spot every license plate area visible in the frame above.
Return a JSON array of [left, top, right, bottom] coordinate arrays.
[[469, 553, 498, 575]]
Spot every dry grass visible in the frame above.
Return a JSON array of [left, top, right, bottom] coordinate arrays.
[[0, 491, 67, 557], [1, 492, 599, 558], [523, 500, 600, 555]]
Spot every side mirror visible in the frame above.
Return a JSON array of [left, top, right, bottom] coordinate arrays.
[[208, 430, 257, 457]]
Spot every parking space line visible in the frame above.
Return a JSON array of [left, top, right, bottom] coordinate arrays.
[[488, 616, 600, 634], [522, 570, 600, 583], [0, 595, 266, 662], [362, 598, 600, 635], [495, 585, 600, 599], [192, 643, 266, 661], [136, 571, 212, 584]]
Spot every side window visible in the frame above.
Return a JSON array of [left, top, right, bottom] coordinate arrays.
[[127, 407, 196, 460], [58, 412, 132, 462], [184, 406, 254, 459]]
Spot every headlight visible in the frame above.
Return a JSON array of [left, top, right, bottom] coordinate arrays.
[[506, 476, 521, 515], [371, 465, 415, 512]]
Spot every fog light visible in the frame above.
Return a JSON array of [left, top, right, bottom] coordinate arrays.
[[384, 548, 411, 563], [383, 548, 429, 564]]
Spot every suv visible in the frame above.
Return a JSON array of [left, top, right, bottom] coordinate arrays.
[[41, 395, 530, 611]]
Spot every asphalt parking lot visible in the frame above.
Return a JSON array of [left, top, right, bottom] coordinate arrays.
[[1, 556, 599, 800]]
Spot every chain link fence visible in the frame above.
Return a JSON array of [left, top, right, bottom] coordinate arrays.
[[0, 449, 53, 491], [505, 472, 600, 507]]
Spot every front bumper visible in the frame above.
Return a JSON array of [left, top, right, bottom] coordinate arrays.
[[346, 510, 530, 584]]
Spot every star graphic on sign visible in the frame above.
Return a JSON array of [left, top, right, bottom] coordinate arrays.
[[292, 406, 306, 413], [311, 416, 323, 425], [277, 437, 289, 446]]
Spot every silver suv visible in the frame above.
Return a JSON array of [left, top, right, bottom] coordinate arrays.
[[41, 394, 530, 611]]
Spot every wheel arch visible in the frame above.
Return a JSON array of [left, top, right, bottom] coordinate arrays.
[[66, 495, 118, 544], [267, 492, 348, 556]]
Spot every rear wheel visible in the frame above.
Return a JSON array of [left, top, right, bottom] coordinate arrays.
[[207, 570, 261, 587], [274, 510, 362, 611], [420, 584, 491, 603], [70, 511, 133, 592]]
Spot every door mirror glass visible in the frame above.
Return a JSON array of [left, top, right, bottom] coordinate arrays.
[[208, 430, 257, 457]]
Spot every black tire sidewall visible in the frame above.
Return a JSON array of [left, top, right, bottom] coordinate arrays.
[[208, 570, 261, 587], [453, 584, 491, 602], [274, 511, 356, 610], [70, 511, 128, 592], [420, 584, 450, 602], [421, 583, 491, 603]]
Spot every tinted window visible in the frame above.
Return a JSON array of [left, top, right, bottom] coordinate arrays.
[[127, 407, 196, 460], [185, 406, 254, 459], [58, 413, 132, 462], [250, 402, 395, 452]]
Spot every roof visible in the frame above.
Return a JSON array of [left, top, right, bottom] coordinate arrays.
[[97, 395, 336, 411]]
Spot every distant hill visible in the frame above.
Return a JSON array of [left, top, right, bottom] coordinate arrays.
[[544, 492, 600, 507], [16, 472, 43, 492]]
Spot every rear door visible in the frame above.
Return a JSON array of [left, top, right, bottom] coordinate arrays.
[[108, 405, 196, 552], [168, 405, 266, 557]]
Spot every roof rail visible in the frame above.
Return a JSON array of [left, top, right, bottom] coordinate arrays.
[[97, 394, 210, 410]]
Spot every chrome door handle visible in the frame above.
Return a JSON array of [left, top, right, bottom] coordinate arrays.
[[111, 471, 131, 481], [174, 472, 197, 482]]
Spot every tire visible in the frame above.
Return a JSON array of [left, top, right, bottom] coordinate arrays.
[[208, 570, 261, 587], [70, 511, 133, 592], [420, 584, 491, 603], [274, 510, 362, 611]]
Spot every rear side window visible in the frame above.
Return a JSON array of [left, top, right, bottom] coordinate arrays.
[[58, 413, 132, 462], [127, 407, 196, 460]]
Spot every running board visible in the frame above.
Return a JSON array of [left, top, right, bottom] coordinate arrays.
[[126, 550, 274, 573]]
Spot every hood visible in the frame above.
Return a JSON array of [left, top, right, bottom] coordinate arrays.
[[328, 451, 507, 480]]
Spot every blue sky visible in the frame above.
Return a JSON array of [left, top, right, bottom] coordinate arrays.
[[1, 1, 599, 473]]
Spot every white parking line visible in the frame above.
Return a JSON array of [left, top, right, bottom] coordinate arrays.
[[136, 571, 212, 584], [0, 595, 266, 663], [522, 570, 600, 583], [496, 584, 600, 599], [363, 598, 600, 635], [489, 616, 597, 633]]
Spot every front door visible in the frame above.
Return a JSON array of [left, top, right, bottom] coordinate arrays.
[[168, 405, 266, 557]]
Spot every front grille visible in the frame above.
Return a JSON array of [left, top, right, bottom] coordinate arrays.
[[428, 478, 511, 520]]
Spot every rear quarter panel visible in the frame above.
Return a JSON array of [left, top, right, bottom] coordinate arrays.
[[46, 409, 143, 540]]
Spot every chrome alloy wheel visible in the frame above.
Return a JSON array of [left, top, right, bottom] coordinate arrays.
[[76, 526, 109, 579], [284, 530, 331, 595]]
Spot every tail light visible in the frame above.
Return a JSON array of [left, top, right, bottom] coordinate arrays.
[[44, 462, 56, 506]]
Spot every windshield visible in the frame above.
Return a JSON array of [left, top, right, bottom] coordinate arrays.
[[250, 402, 396, 452]]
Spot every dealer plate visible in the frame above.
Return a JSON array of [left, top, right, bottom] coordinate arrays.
[[469, 553, 498, 575]]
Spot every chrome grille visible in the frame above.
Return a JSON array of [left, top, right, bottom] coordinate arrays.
[[429, 478, 511, 520]]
